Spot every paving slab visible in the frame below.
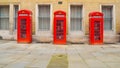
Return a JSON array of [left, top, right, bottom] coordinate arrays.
[[67, 47, 89, 68], [105, 62, 120, 68], [4, 62, 29, 68], [85, 59, 109, 68]]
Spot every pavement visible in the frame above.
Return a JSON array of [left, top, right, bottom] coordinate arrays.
[[0, 40, 120, 68]]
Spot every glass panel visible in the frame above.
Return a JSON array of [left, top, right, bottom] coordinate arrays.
[[20, 19, 26, 38], [94, 21, 100, 40], [70, 18, 82, 31], [38, 17, 50, 31], [104, 18, 112, 30], [56, 20, 64, 40]]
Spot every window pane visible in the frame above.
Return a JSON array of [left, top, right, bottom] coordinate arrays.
[[70, 5, 82, 31], [104, 18, 112, 30], [38, 17, 50, 30], [70, 18, 82, 31], [102, 6, 113, 30], [0, 6, 9, 30], [38, 5, 50, 31], [14, 5, 19, 29]]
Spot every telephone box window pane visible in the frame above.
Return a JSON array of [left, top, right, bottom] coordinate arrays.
[[0, 6, 9, 30], [14, 5, 19, 30], [56, 20, 64, 40], [94, 21, 100, 40], [38, 5, 50, 31], [20, 19, 26, 38], [102, 6, 113, 30], [70, 5, 82, 31]]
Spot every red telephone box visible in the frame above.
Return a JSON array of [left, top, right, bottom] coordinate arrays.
[[53, 10, 66, 44], [89, 12, 103, 45], [17, 10, 32, 43]]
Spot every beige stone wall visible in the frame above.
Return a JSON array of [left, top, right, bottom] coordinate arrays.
[[116, 1, 120, 34]]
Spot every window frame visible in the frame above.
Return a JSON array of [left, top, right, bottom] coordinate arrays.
[[37, 4, 51, 31], [13, 5, 19, 30], [69, 3, 84, 34], [0, 5, 10, 30], [100, 4, 115, 32]]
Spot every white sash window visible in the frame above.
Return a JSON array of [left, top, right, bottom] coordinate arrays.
[[38, 5, 50, 31], [70, 5, 83, 31], [102, 6, 113, 30], [0, 6, 9, 30]]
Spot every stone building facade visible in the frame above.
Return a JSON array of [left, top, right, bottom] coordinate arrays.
[[0, 0, 120, 43]]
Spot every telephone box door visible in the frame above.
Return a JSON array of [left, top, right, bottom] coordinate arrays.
[[89, 12, 103, 45], [54, 11, 66, 44], [17, 10, 32, 43]]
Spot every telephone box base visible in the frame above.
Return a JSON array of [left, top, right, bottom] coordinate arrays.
[[90, 43, 103, 45], [53, 41, 66, 45], [17, 40, 32, 43]]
